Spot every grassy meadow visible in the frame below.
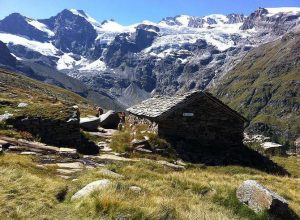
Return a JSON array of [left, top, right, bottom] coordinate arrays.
[[0, 153, 299, 220]]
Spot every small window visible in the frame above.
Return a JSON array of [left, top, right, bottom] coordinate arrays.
[[183, 113, 194, 117]]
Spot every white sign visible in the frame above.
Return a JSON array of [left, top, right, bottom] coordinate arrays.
[[183, 113, 194, 117]]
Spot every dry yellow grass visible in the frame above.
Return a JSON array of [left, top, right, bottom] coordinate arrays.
[[0, 153, 299, 220]]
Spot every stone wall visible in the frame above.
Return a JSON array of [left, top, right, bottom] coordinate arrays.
[[8, 111, 81, 147], [158, 95, 245, 147], [127, 114, 158, 133]]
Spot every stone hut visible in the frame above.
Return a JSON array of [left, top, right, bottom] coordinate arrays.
[[127, 91, 248, 147]]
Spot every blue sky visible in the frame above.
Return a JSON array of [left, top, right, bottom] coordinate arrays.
[[1, 0, 300, 25]]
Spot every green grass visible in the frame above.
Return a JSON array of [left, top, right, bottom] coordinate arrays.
[[212, 33, 300, 146], [0, 153, 299, 220]]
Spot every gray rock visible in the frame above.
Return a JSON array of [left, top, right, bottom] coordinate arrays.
[[129, 186, 142, 193], [0, 112, 13, 122], [99, 110, 120, 129], [71, 179, 111, 201], [157, 160, 185, 171], [131, 139, 150, 149], [59, 148, 79, 158], [99, 168, 124, 179], [134, 148, 153, 154], [80, 117, 100, 131], [236, 180, 289, 215], [17, 102, 28, 108]]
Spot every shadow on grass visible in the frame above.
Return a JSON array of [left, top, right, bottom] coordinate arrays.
[[173, 141, 289, 176]]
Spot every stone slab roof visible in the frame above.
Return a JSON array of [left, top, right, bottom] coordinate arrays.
[[127, 90, 248, 122], [127, 91, 203, 119]]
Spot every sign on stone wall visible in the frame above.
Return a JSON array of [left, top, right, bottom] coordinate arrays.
[[183, 113, 194, 117]]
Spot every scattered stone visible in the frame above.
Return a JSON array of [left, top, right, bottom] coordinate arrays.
[[0, 139, 10, 149], [71, 179, 111, 201], [261, 142, 284, 156], [20, 151, 39, 155], [94, 154, 138, 162], [72, 179, 79, 182], [57, 169, 82, 175], [237, 180, 289, 215], [99, 168, 124, 179], [58, 175, 71, 180], [59, 148, 79, 158], [98, 142, 112, 152], [56, 162, 84, 169], [129, 186, 142, 193], [176, 160, 187, 166], [99, 110, 120, 129], [131, 139, 150, 149], [17, 102, 28, 108], [134, 148, 153, 154], [80, 117, 100, 131], [243, 133, 271, 144], [157, 160, 185, 171], [0, 112, 13, 122]]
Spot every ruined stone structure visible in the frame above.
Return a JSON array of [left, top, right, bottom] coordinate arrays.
[[8, 108, 81, 147], [127, 91, 248, 147]]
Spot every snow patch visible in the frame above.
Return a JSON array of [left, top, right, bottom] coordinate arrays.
[[26, 18, 54, 37], [204, 14, 229, 24], [176, 15, 190, 26], [79, 59, 106, 71], [69, 9, 99, 25], [57, 53, 76, 70], [100, 20, 132, 33], [0, 33, 58, 56], [266, 7, 300, 16]]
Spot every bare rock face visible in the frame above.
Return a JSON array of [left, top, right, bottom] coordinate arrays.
[[236, 180, 289, 216]]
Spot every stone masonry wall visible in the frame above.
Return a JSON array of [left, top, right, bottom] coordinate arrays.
[[127, 114, 158, 133], [158, 95, 245, 147], [8, 111, 81, 147]]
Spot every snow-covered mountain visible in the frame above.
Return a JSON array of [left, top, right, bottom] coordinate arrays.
[[0, 7, 300, 106]]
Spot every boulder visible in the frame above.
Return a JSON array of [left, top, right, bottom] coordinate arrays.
[[71, 179, 111, 201], [129, 186, 142, 193], [17, 102, 28, 108], [236, 180, 289, 216], [80, 117, 100, 131], [99, 110, 120, 129]]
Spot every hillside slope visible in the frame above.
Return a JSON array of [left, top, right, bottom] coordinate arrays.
[[213, 29, 300, 145], [0, 68, 96, 120]]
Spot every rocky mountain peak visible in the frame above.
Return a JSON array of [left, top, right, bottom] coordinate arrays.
[[0, 13, 49, 42], [240, 7, 300, 32]]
